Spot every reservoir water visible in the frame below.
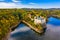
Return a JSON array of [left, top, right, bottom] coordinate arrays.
[[9, 17, 60, 40]]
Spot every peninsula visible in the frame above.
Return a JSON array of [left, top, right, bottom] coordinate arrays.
[[0, 8, 60, 40]]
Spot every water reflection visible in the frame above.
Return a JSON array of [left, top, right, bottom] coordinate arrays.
[[9, 17, 60, 40], [9, 23, 38, 40]]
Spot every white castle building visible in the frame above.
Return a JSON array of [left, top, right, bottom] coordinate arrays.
[[34, 16, 46, 25]]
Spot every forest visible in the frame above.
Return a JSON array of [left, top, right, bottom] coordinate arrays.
[[0, 8, 60, 40]]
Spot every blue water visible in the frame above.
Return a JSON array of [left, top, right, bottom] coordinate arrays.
[[9, 17, 60, 40], [16, 23, 27, 29], [47, 17, 60, 26]]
